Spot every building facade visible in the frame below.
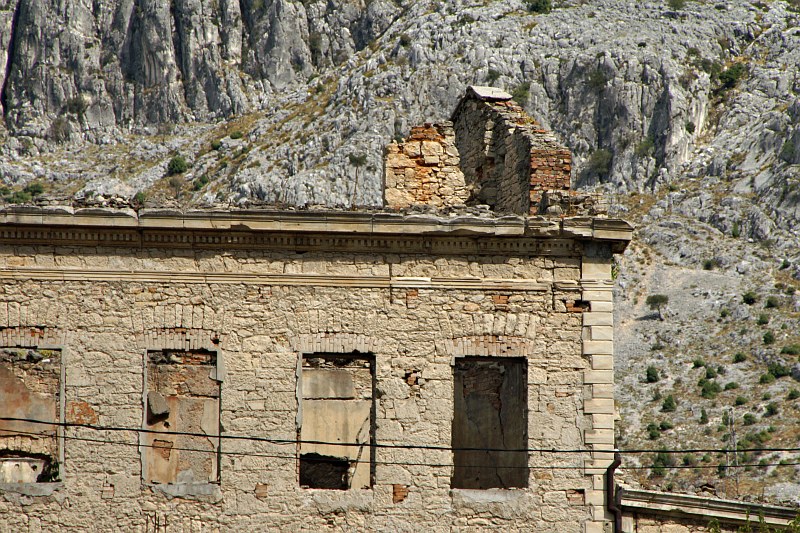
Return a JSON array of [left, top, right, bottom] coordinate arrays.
[[0, 87, 634, 531]]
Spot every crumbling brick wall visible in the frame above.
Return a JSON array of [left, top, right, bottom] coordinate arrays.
[[384, 122, 469, 209], [452, 86, 571, 215]]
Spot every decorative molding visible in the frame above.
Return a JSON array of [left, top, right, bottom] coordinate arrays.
[[0, 268, 552, 291], [0, 207, 632, 256], [619, 488, 797, 526]]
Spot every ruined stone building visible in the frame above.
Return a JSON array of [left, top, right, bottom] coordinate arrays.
[[0, 87, 791, 532]]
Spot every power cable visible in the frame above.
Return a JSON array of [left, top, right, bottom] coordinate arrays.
[[5, 417, 800, 465]]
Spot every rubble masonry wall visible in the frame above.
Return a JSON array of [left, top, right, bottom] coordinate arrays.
[[0, 242, 615, 532]]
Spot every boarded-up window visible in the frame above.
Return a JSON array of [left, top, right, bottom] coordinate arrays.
[[452, 357, 528, 489], [299, 353, 374, 490], [0, 347, 62, 484], [143, 350, 220, 485]]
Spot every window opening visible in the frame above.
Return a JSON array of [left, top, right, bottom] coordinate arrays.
[[0, 347, 62, 484], [452, 357, 528, 489], [143, 350, 221, 485], [298, 353, 375, 490]]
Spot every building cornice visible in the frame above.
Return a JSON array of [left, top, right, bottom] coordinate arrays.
[[0, 207, 632, 255], [619, 488, 798, 527]]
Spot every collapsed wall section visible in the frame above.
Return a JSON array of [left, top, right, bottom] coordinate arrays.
[[452, 86, 571, 215]]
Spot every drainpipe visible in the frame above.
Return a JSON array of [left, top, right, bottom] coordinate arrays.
[[606, 451, 623, 533]]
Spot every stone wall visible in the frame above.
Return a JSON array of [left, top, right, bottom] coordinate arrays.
[[384, 123, 469, 209], [384, 87, 574, 214], [452, 86, 572, 215], [0, 220, 620, 532]]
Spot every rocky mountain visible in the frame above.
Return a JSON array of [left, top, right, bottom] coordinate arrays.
[[1, 0, 800, 502]]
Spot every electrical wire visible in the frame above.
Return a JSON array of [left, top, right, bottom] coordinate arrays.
[[5, 417, 800, 470], [9, 427, 800, 472]]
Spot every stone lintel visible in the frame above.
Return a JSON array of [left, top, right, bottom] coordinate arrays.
[[466, 85, 513, 101]]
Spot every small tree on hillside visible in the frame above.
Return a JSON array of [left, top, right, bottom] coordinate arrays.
[[348, 153, 367, 207], [646, 294, 669, 321]]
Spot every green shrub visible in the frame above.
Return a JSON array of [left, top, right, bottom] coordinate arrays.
[[667, 0, 687, 9], [763, 331, 775, 345], [780, 344, 800, 356], [732, 221, 741, 238], [646, 294, 669, 319], [743, 413, 756, 425], [23, 183, 44, 196], [211, 140, 222, 150], [693, 358, 705, 368], [734, 395, 747, 406], [765, 296, 779, 309], [229, 130, 243, 140], [685, 121, 696, 134], [635, 137, 655, 158], [700, 408, 709, 424], [720, 309, 730, 318], [759, 373, 775, 384], [733, 352, 747, 363], [193, 174, 210, 191], [788, 389, 800, 400], [133, 191, 146, 204], [742, 291, 757, 305], [166, 155, 189, 176], [662, 395, 677, 412], [50, 116, 71, 143], [682, 453, 696, 466], [587, 148, 613, 175], [757, 313, 769, 326], [718, 63, 747, 90], [705, 366, 717, 379], [587, 69, 609, 90], [646, 365, 660, 383], [700, 381, 722, 399], [646, 422, 660, 440], [652, 389, 662, 402], [659, 420, 674, 431], [526, 0, 552, 14], [511, 82, 530, 102], [650, 449, 674, 477], [724, 382, 739, 391], [767, 362, 789, 378], [764, 403, 779, 417], [780, 259, 791, 270], [65, 95, 88, 116], [486, 69, 501, 84]]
